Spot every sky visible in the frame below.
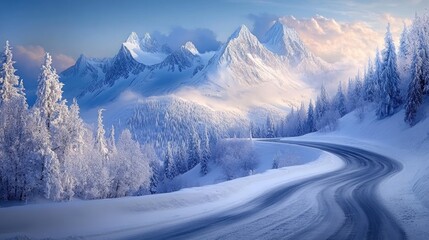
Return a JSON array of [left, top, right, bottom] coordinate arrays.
[[0, 0, 428, 101]]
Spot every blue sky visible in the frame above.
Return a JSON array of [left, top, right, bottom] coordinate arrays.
[[1, 0, 427, 104], [1, 0, 427, 58]]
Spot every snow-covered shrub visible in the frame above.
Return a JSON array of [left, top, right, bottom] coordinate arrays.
[[213, 139, 259, 180], [272, 150, 301, 169]]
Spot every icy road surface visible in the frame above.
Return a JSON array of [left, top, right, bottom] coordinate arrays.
[[139, 141, 406, 240]]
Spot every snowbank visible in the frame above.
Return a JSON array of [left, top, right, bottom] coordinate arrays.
[[0, 142, 343, 239], [285, 109, 429, 239]]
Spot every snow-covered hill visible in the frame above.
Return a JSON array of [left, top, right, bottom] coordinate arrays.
[[60, 22, 338, 136]]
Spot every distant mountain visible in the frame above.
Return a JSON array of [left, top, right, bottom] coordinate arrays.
[[261, 20, 329, 72], [123, 32, 171, 65], [61, 23, 331, 112]]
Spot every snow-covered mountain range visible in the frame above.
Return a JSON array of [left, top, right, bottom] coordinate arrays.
[[62, 21, 329, 108], [61, 21, 335, 129]]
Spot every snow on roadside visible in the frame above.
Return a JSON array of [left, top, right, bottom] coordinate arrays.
[[285, 109, 429, 239], [0, 142, 343, 239]]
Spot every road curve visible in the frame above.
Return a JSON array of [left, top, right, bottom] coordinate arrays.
[[135, 141, 406, 240]]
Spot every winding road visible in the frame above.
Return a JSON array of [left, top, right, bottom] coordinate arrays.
[[138, 141, 406, 240]]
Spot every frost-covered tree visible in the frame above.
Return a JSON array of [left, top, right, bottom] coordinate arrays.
[[0, 41, 30, 200], [315, 84, 330, 130], [295, 103, 306, 135], [95, 109, 108, 156], [187, 127, 201, 170], [377, 24, 402, 119], [108, 125, 116, 154], [405, 30, 428, 125], [164, 142, 176, 180], [306, 100, 316, 133], [266, 115, 275, 138], [333, 82, 347, 117], [0, 41, 21, 103], [112, 129, 151, 197], [363, 58, 377, 102], [35, 53, 67, 130], [398, 23, 412, 82], [200, 127, 210, 176]]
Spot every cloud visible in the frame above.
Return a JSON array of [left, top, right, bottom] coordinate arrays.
[[380, 13, 412, 40], [14, 45, 75, 74], [248, 13, 412, 72], [278, 15, 383, 68], [151, 27, 221, 53], [10, 45, 75, 104], [247, 13, 278, 39]]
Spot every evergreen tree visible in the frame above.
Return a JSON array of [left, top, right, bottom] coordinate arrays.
[[164, 142, 176, 180], [266, 115, 275, 138], [405, 31, 427, 125], [200, 127, 210, 176], [95, 109, 108, 156], [295, 102, 306, 135], [334, 82, 347, 117], [108, 125, 117, 154], [398, 23, 412, 82], [187, 128, 201, 170], [35, 53, 66, 131], [377, 24, 402, 119], [315, 84, 330, 130], [306, 100, 316, 132], [363, 58, 377, 102], [0, 41, 30, 200]]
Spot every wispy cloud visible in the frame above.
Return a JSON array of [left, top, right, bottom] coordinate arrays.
[[151, 27, 221, 53]]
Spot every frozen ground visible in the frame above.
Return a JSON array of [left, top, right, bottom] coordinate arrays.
[[1, 108, 428, 239], [0, 142, 342, 239], [287, 109, 429, 239]]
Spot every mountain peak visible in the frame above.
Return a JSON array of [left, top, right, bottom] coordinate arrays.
[[182, 41, 199, 55], [262, 20, 310, 64], [126, 32, 140, 46], [230, 24, 253, 40], [141, 32, 160, 53]]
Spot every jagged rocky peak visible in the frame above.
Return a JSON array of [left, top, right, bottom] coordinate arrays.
[[125, 32, 140, 46], [140, 32, 160, 53]]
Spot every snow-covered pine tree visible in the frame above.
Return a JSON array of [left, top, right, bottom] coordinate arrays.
[[405, 30, 427, 125], [0, 41, 30, 200], [334, 82, 347, 117], [398, 23, 412, 82], [377, 23, 402, 119], [266, 115, 275, 138], [200, 127, 210, 176], [306, 100, 316, 133], [108, 125, 117, 154], [95, 109, 108, 157], [164, 142, 176, 180], [363, 58, 377, 102], [315, 84, 330, 130], [35, 53, 66, 131], [295, 102, 306, 135], [113, 129, 151, 197], [187, 128, 201, 170]]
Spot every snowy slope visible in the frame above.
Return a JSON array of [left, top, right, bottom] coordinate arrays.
[[60, 24, 337, 135], [262, 21, 327, 70], [0, 142, 342, 239], [188, 25, 314, 109], [287, 107, 429, 240]]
